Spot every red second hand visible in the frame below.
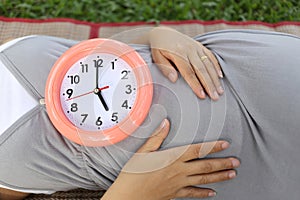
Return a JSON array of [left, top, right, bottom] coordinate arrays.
[[99, 85, 109, 90], [66, 86, 109, 101]]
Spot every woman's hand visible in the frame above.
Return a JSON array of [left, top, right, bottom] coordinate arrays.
[[101, 119, 240, 200], [149, 27, 223, 101]]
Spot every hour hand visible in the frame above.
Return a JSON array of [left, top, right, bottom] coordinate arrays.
[[94, 88, 109, 111]]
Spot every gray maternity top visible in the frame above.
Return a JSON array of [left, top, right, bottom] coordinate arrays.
[[0, 30, 299, 200]]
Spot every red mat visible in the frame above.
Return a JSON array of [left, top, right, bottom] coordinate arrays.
[[1, 16, 300, 43]]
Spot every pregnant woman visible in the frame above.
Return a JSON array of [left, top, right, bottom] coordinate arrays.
[[0, 27, 299, 200]]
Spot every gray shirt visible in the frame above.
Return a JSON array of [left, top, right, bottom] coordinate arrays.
[[0, 30, 299, 200]]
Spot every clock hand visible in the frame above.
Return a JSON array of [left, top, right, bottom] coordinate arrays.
[[99, 85, 109, 90], [94, 88, 109, 111], [66, 90, 94, 101], [94, 58, 109, 111], [95, 65, 100, 89], [66, 86, 109, 101]]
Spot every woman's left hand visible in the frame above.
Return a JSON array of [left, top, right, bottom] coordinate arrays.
[[149, 27, 224, 100], [101, 119, 239, 200]]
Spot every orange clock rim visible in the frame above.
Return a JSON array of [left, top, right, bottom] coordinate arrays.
[[45, 38, 153, 147]]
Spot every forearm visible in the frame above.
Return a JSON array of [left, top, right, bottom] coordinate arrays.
[[130, 28, 152, 44], [131, 26, 181, 45], [0, 188, 29, 200]]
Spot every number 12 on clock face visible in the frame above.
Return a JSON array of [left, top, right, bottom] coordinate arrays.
[[60, 53, 138, 132]]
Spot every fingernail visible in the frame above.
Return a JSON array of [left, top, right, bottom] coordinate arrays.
[[168, 72, 177, 82], [221, 141, 230, 149], [160, 119, 167, 129], [218, 86, 224, 94], [200, 90, 206, 98], [208, 191, 217, 197], [230, 158, 240, 168], [219, 70, 223, 78], [228, 171, 236, 179], [213, 91, 219, 99]]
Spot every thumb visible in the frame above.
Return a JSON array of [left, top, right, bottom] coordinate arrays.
[[137, 119, 170, 153]]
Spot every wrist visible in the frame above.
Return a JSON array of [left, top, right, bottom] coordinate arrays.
[[101, 180, 140, 200]]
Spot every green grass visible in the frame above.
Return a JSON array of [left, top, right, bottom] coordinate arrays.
[[1, 0, 300, 23]]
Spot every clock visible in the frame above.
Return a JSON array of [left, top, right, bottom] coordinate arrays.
[[45, 38, 153, 147]]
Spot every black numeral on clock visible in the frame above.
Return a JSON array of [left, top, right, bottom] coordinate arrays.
[[80, 62, 88, 73], [111, 59, 117, 70], [121, 100, 131, 109], [125, 85, 134, 94], [66, 89, 73, 98], [68, 75, 80, 84], [121, 70, 130, 79], [111, 112, 118, 122], [70, 103, 78, 112], [96, 117, 103, 126], [94, 57, 103, 68], [81, 114, 88, 124]]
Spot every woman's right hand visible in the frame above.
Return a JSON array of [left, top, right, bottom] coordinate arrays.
[[149, 27, 224, 101], [101, 119, 240, 200]]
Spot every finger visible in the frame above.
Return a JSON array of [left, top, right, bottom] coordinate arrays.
[[204, 60, 224, 95], [180, 141, 230, 161], [198, 50, 224, 95], [187, 169, 237, 186], [188, 51, 219, 100], [185, 157, 240, 175], [137, 119, 170, 153], [175, 186, 216, 198], [151, 48, 178, 82], [203, 46, 223, 78], [160, 50, 206, 99]]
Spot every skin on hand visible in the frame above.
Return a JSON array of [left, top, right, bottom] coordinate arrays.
[[0, 188, 29, 200], [101, 119, 240, 200], [149, 27, 224, 101]]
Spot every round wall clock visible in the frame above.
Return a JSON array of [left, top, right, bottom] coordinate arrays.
[[45, 38, 153, 146]]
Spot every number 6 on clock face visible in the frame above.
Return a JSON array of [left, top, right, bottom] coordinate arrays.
[[45, 39, 153, 147]]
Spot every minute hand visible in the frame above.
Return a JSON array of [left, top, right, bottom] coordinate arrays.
[[95, 65, 100, 89], [94, 60, 108, 111]]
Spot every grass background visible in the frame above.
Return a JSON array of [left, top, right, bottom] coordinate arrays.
[[0, 0, 300, 23]]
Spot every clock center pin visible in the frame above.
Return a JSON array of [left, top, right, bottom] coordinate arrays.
[[94, 88, 99, 93]]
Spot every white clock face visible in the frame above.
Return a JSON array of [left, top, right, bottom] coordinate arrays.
[[60, 53, 137, 131]]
